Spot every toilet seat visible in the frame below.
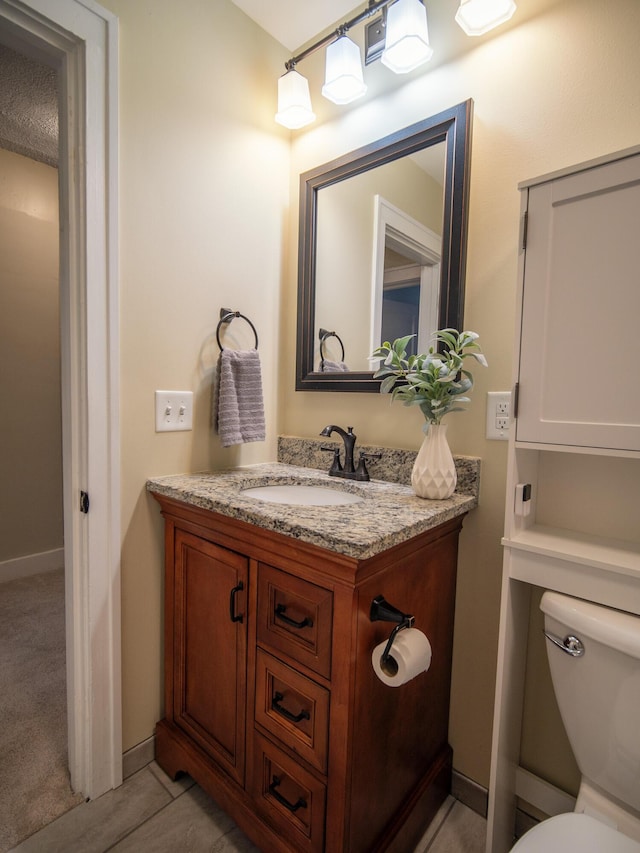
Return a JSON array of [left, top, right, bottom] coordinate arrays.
[[512, 813, 640, 852]]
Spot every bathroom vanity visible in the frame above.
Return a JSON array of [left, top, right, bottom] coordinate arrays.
[[148, 460, 479, 852]]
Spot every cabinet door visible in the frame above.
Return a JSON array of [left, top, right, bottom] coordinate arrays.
[[173, 529, 248, 785], [517, 151, 640, 450]]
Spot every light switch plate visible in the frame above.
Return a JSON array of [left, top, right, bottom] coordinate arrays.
[[486, 391, 511, 440], [155, 390, 193, 432]]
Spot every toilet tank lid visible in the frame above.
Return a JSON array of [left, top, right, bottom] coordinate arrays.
[[541, 592, 640, 660]]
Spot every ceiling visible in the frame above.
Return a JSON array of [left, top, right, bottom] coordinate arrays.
[[230, 0, 362, 52], [0, 43, 58, 166]]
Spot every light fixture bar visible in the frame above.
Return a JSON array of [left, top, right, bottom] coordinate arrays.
[[275, 0, 516, 129], [284, 0, 395, 72]]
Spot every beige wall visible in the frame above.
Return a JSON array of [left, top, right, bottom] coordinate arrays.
[[98, 0, 290, 750], [281, 0, 640, 789], [0, 148, 62, 563]]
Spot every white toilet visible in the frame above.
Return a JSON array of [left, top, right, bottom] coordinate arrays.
[[512, 591, 640, 852]]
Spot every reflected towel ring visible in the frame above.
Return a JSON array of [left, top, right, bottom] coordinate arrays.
[[319, 328, 345, 365], [216, 308, 259, 351]]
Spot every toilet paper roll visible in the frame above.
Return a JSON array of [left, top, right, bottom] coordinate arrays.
[[371, 628, 432, 687]]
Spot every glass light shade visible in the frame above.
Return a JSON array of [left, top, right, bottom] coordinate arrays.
[[321, 35, 367, 105], [275, 69, 316, 129], [381, 0, 433, 74], [455, 0, 517, 36]]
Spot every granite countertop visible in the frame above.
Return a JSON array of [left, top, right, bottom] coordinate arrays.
[[147, 461, 479, 560]]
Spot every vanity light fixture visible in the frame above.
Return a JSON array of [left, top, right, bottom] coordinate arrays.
[[455, 0, 517, 36], [275, 0, 516, 129], [275, 0, 392, 128]]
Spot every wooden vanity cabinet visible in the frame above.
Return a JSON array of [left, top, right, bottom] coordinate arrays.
[[152, 493, 464, 853]]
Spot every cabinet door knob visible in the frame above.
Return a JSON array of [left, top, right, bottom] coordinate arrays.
[[268, 776, 307, 812], [229, 581, 244, 623], [275, 603, 313, 630], [271, 691, 310, 724]]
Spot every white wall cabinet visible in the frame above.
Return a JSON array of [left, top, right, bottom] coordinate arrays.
[[517, 150, 640, 451], [487, 146, 640, 853]]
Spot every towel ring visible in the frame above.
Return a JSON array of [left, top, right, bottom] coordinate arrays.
[[216, 308, 259, 351], [319, 328, 345, 365]]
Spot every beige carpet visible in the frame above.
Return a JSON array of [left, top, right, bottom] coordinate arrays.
[[0, 568, 83, 852]]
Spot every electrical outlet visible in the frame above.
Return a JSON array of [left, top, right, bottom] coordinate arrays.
[[155, 390, 193, 432], [486, 391, 511, 440]]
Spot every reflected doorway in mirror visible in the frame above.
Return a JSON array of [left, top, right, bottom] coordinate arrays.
[[370, 195, 440, 366]]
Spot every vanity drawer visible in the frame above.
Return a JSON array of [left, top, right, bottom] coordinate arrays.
[[257, 563, 332, 679], [249, 732, 326, 853], [255, 648, 329, 774]]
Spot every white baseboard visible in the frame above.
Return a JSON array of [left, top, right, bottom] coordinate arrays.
[[453, 767, 575, 840], [516, 767, 576, 817], [0, 548, 64, 584], [122, 735, 155, 779]]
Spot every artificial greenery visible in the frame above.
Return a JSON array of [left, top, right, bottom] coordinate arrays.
[[371, 329, 488, 428]]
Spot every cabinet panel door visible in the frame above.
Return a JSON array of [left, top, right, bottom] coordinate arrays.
[[173, 529, 248, 785], [517, 152, 640, 450]]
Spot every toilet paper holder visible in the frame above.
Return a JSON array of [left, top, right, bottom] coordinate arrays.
[[370, 595, 415, 668]]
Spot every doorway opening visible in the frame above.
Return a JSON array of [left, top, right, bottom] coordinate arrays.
[[371, 195, 441, 357], [0, 0, 121, 820]]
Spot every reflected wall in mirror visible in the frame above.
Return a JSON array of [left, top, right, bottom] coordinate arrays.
[[296, 99, 473, 392]]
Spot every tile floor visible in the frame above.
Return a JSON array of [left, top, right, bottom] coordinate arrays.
[[9, 762, 487, 853]]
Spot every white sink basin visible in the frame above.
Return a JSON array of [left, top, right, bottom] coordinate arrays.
[[241, 483, 363, 506]]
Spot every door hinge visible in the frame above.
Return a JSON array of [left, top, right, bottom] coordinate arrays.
[[513, 382, 520, 419], [520, 211, 528, 251], [80, 491, 90, 514]]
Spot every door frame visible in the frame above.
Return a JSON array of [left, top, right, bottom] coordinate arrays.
[[370, 194, 441, 357], [0, 0, 121, 798]]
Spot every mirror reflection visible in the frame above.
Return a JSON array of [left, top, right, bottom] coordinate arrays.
[[296, 100, 472, 392], [315, 144, 445, 372]]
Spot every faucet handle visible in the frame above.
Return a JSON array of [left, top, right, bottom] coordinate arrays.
[[355, 451, 381, 482], [321, 444, 343, 476]]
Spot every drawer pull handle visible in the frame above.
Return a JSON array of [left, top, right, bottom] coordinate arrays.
[[268, 775, 307, 813], [272, 692, 310, 724], [229, 581, 244, 623], [275, 603, 313, 630]]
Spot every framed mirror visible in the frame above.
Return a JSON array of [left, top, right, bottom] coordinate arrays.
[[295, 99, 473, 392]]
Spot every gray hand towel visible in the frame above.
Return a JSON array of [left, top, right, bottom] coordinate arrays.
[[216, 349, 265, 447], [321, 359, 349, 372]]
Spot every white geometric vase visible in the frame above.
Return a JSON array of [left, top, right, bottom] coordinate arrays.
[[411, 423, 457, 500]]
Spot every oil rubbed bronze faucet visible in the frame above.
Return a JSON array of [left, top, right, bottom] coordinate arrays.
[[319, 425, 381, 482]]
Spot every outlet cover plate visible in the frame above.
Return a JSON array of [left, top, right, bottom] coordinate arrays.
[[486, 391, 511, 440], [155, 390, 193, 432]]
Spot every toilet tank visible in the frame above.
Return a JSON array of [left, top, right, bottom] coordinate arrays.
[[541, 591, 640, 814]]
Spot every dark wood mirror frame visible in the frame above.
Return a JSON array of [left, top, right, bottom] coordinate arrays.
[[295, 99, 473, 392]]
